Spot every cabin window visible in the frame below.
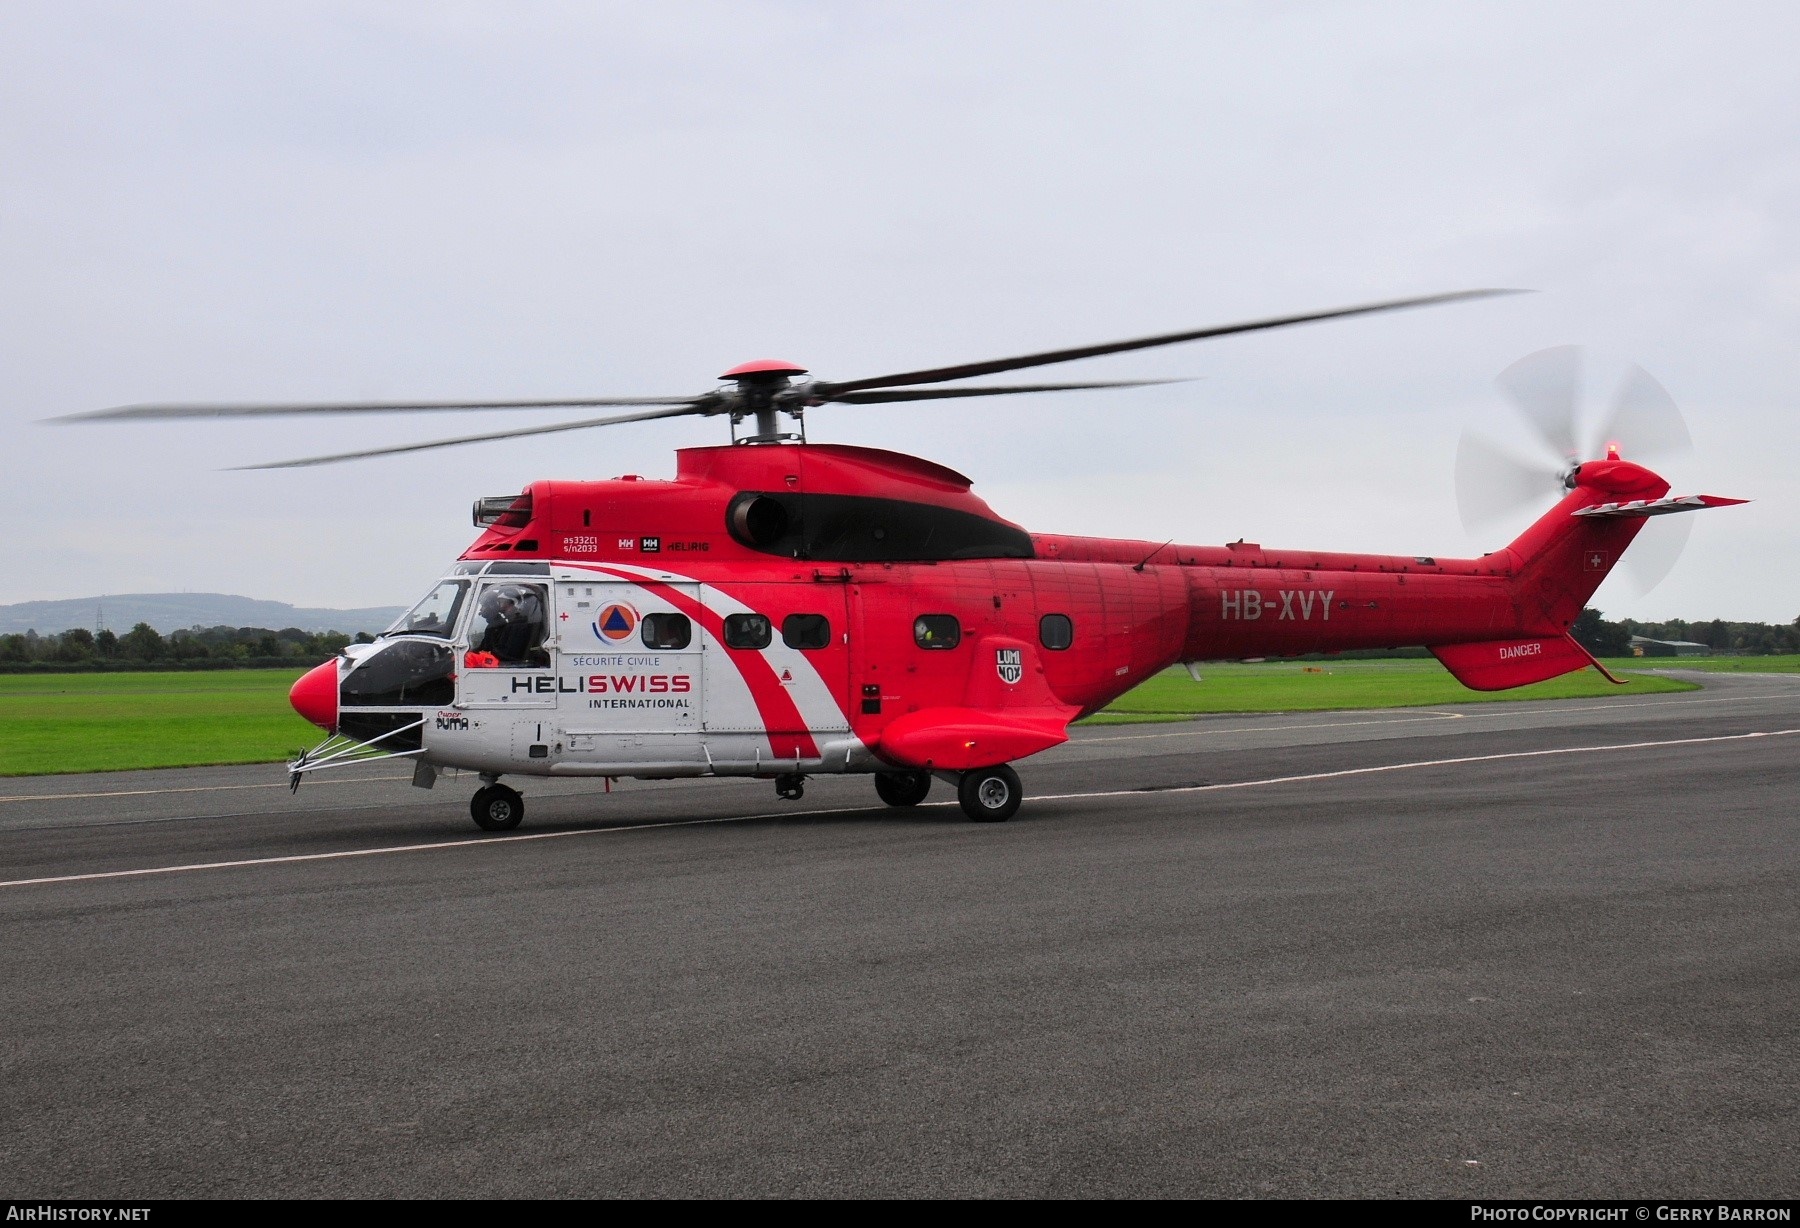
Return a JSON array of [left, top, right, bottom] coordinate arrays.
[[913, 614, 961, 649], [724, 612, 772, 649], [782, 613, 831, 650], [1040, 613, 1074, 651], [642, 612, 692, 651]]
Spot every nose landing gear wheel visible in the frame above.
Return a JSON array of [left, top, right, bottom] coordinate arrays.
[[470, 783, 525, 831], [775, 773, 806, 801], [957, 765, 1021, 823], [874, 770, 932, 807]]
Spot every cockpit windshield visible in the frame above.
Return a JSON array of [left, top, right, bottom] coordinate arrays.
[[385, 580, 469, 638]]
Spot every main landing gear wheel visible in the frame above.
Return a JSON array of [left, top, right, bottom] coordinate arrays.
[[957, 765, 1021, 823], [775, 773, 806, 801], [874, 770, 932, 807], [470, 783, 525, 832]]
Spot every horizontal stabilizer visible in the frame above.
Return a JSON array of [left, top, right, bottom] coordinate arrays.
[[1431, 634, 1598, 691], [1572, 494, 1748, 518]]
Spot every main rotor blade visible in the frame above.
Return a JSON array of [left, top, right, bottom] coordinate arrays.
[[1494, 345, 1583, 464], [234, 403, 709, 470], [1623, 511, 1695, 595], [1592, 364, 1692, 463], [1455, 430, 1562, 533], [825, 379, 1187, 405], [51, 395, 704, 423], [818, 289, 1523, 396]]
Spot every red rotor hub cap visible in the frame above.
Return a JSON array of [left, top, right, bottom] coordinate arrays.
[[719, 359, 808, 381]]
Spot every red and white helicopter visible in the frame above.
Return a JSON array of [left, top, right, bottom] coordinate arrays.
[[63, 292, 1744, 828]]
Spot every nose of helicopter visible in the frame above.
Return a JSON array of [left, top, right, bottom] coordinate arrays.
[[289, 660, 339, 731]]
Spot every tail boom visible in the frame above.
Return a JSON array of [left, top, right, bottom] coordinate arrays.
[[1157, 460, 1746, 690]]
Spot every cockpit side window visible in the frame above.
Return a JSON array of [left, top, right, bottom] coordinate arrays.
[[387, 580, 469, 639], [469, 582, 550, 667]]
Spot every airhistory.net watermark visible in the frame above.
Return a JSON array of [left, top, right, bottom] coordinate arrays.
[[5, 1210, 150, 1223]]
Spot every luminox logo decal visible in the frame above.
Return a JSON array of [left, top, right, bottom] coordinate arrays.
[[594, 603, 639, 642], [1499, 642, 1544, 660], [996, 647, 1023, 684]]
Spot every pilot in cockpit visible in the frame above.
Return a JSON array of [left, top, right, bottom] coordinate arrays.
[[475, 584, 547, 665]]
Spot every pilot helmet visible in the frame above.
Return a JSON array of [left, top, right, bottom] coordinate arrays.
[[489, 584, 534, 619]]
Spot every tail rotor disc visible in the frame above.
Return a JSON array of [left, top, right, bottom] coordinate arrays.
[[1457, 347, 1698, 595]]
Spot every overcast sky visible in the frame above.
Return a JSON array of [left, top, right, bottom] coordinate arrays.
[[3, 1, 1795, 622]]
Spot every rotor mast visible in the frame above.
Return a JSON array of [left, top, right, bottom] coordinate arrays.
[[718, 359, 810, 444]]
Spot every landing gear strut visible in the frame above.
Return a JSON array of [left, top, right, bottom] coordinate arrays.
[[775, 772, 806, 801], [874, 770, 931, 807], [471, 782, 525, 831], [957, 765, 1021, 823]]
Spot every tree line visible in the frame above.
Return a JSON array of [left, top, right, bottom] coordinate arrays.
[[0, 624, 375, 672], [1571, 610, 1800, 658], [2, 610, 1795, 673]]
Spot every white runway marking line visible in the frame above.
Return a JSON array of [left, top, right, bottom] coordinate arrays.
[[3, 726, 1795, 892], [0, 811, 795, 890], [1083, 711, 1466, 742], [6, 683, 1789, 801], [0, 774, 410, 804], [1079, 690, 1798, 743], [1034, 727, 1800, 804], [1493, 692, 1796, 716]]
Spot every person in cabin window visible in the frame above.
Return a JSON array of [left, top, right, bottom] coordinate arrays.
[[478, 587, 537, 663]]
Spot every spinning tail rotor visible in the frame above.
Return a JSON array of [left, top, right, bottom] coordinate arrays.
[[1456, 347, 1701, 595]]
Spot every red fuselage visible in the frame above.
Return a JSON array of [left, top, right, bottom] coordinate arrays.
[[454, 443, 1660, 745]]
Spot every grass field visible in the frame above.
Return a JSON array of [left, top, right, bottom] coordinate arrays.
[[0, 658, 1714, 777], [0, 670, 320, 777], [1080, 658, 1697, 724]]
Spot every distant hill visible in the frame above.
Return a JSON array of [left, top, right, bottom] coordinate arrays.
[[0, 594, 405, 636]]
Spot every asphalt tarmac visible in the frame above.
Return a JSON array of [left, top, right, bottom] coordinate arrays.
[[2, 671, 1796, 1198]]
